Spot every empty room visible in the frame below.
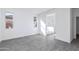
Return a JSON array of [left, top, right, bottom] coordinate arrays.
[[0, 8, 79, 51]]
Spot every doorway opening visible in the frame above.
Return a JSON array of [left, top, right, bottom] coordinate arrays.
[[39, 13, 56, 40], [46, 13, 55, 36], [76, 16, 79, 39]]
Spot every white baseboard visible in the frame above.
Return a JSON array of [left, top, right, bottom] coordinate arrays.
[[1, 32, 39, 41], [55, 37, 71, 43]]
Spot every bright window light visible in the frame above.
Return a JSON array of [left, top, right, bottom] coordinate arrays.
[[40, 20, 46, 36]]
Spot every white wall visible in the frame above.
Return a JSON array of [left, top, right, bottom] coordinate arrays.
[[0, 8, 72, 43], [70, 9, 74, 41], [1, 8, 37, 40], [56, 8, 71, 43], [71, 8, 76, 39], [0, 9, 2, 41], [0, 8, 50, 40], [38, 8, 72, 43]]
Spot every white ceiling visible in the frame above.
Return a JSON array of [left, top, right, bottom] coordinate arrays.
[[23, 8, 52, 15], [29, 8, 52, 14], [3, 8, 52, 16]]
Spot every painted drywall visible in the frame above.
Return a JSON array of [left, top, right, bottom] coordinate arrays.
[[0, 9, 2, 41], [55, 8, 71, 43], [38, 8, 71, 43], [70, 9, 74, 41], [0, 8, 72, 43], [72, 8, 78, 39], [0, 8, 50, 40]]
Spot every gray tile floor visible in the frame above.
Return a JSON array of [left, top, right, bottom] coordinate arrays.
[[0, 34, 79, 51]]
